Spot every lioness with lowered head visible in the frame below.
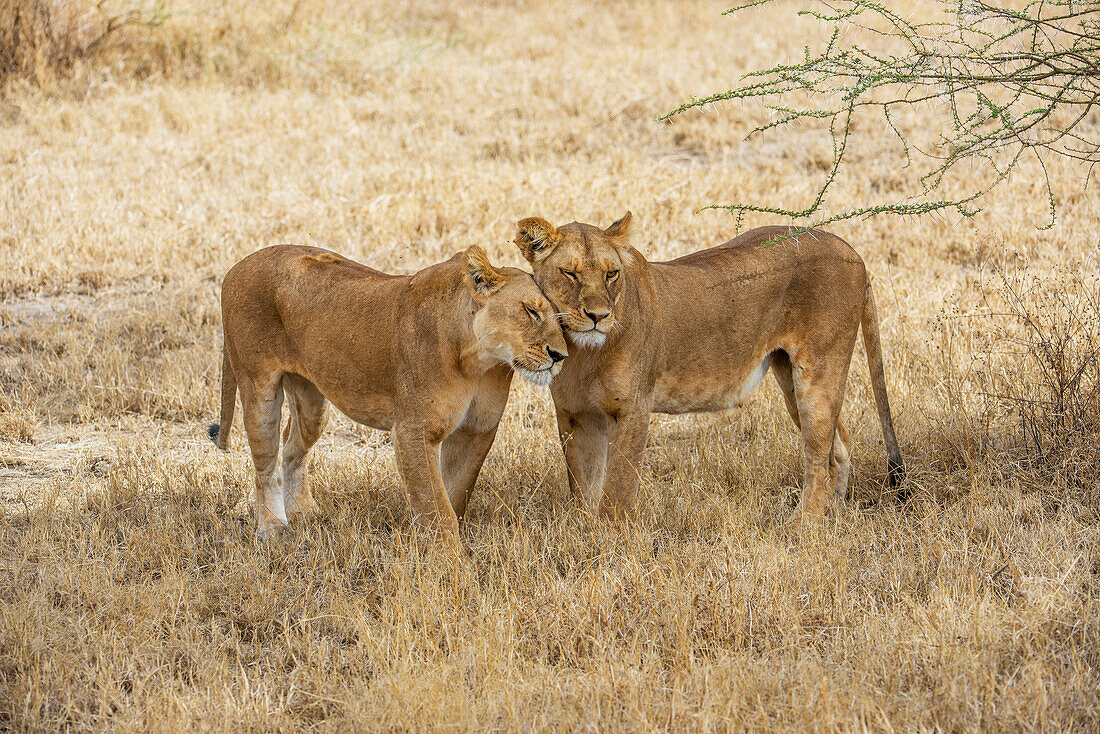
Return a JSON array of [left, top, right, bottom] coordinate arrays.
[[513, 212, 905, 527], [211, 245, 568, 539]]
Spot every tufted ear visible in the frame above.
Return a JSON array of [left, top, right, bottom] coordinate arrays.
[[514, 217, 561, 264], [463, 245, 506, 300], [604, 210, 632, 238]]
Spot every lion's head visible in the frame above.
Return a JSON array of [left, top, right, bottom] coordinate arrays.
[[463, 245, 569, 386], [512, 212, 634, 349]]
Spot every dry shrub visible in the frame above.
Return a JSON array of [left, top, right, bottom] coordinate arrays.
[[929, 263, 1100, 508], [0, 0, 153, 85], [986, 269, 1100, 504], [0, 0, 294, 92]]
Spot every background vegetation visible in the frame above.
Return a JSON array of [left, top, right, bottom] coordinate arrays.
[[1, 0, 1097, 730]]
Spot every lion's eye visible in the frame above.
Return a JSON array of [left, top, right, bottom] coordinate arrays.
[[561, 269, 579, 284], [525, 306, 541, 322], [606, 270, 620, 283]]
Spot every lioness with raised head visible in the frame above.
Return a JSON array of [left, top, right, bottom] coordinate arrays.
[[211, 245, 568, 539], [513, 213, 905, 527]]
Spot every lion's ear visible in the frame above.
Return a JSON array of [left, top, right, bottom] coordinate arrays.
[[514, 217, 560, 264], [463, 245, 506, 299], [604, 210, 632, 238]]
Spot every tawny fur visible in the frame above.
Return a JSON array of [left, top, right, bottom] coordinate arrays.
[[213, 245, 567, 540], [514, 213, 905, 526]]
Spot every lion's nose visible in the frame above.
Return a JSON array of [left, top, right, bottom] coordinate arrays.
[[584, 308, 610, 324], [547, 347, 567, 363]]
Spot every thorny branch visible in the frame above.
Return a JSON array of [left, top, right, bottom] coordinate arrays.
[[661, 1, 1100, 231]]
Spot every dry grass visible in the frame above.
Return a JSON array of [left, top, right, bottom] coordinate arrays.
[[1, 0, 1098, 730]]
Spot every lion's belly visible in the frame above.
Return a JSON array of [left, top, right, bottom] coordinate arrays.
[[332, 398, 395, 432], [652, 353, 772, 415], [288, 346, 398, 431], [300, 370, 396, 431]]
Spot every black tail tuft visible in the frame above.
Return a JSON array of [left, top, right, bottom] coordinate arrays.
[[889, 456, 908, 502], [208, 423, 220, 443]]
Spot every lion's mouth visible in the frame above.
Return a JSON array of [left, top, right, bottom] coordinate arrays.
[[513, 365, 555, 387], [568, 328, 608, 349], [510, 357, 559, 386]]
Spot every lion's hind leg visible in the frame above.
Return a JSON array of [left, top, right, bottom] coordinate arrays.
[[831, 419, 851, 504], [783, 355, 853, 529], [771, 350, 801, 431], [774, 350, 853, 517], [240, 373, 287, 537], [281, 373, 327, 520]]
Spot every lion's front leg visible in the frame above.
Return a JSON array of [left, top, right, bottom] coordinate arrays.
[[441, 369, 511, 519], [440, 426, 499, 519], [596, 404, 651, 520], [393, 422, 461, 543], [557, 409, 610, 509]]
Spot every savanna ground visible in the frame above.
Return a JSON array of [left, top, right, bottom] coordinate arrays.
[[1, 0, 1098, 730]]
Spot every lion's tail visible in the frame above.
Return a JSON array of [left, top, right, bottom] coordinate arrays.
[[861, 280, 907, 500], [209, 344, 236, 451]]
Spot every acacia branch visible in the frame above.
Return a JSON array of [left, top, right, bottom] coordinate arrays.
[[662, 0, 1100, 230]]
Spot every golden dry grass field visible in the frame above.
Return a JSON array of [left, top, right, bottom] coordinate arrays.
[[1, 0, 1099, 730]]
